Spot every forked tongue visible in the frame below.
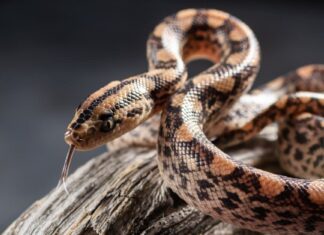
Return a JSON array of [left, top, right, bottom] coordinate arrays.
[[57, 145, 76, 194]]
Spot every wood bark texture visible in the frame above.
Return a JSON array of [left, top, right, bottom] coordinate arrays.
[[3, 128, 282, 235]]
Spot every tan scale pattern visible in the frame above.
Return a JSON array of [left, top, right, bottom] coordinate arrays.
[[62, 8, 324, 234]]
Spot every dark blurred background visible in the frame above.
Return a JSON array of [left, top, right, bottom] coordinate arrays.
[[0, 0, 323, 231]]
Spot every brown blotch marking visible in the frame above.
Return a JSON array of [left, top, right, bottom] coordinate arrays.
[[320, 120, 324, 128], [275, 96, 288, 109], [286, 103, 298, 115], [227, 51, 247, 66], [319, 98, 324, 106], [295, 112, 313, 121], [259, 174, 285, 197], [153, 22, 167, 37], [176, 11, 195, 32], [206, 10, 228, 28], [171, 93, 185, 107], [183, 46, 221, 63], [192, 74, 213, 86], [176, 124, 194, 142], [156, 49, 176, 62], [308, 181, 324, 204], [177, 19, 194, 33], [212, 76, 236, 93], [183, 27, 224, 63], [266, 76, 285, 90], [299, 96, 311, 104], [229, 26, 246, 41], [176, 9, 197, 20], [297, 65, 314, 79], [242, 122, 254, 132], [207, 9, 229, 21], [210, 152, 236, 176]]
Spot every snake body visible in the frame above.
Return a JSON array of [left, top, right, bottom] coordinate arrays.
[[212, 65, 324, 179], [62, 9, 324, 234]]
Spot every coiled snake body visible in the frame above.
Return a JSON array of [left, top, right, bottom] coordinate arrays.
[[61, 9, 324, 234]]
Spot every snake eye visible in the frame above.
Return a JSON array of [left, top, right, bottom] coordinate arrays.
[[99, 111, 115, 132], [100, 118, 115, 132]]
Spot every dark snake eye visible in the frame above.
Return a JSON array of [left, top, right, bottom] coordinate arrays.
[[99, 111, 115, 132], [100, 118, 115, 132]]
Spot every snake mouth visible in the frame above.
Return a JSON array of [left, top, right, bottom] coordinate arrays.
[[64, 129, 86, 147]]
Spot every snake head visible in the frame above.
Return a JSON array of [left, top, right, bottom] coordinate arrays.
[[65, 80, 151, 150]]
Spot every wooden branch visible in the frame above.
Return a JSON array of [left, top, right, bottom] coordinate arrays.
[[3, 128, 281, 235]]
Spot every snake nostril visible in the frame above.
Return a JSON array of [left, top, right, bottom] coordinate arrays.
[[72, 132, 84, 142]]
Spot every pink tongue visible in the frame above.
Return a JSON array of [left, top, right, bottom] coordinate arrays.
[[57, 144, 76, 194]]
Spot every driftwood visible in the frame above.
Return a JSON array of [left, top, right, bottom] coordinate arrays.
[[3, 127, 282, 235]]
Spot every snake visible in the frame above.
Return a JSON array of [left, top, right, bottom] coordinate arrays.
[[59, 9, 324, 234]]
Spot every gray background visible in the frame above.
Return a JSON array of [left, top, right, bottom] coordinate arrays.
[[0, 0, 323, 231]]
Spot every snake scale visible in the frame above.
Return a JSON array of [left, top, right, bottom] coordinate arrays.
[[60, 9, 324, 234]]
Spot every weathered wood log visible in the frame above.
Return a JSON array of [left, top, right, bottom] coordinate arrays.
[[3, 128, 281, 235]]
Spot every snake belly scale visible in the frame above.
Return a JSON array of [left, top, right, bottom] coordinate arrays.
[[61, 9, 324, 234]]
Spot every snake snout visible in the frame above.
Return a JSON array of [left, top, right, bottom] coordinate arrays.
[[64, 129, 84, 146], [64, 129, 74, 145]]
